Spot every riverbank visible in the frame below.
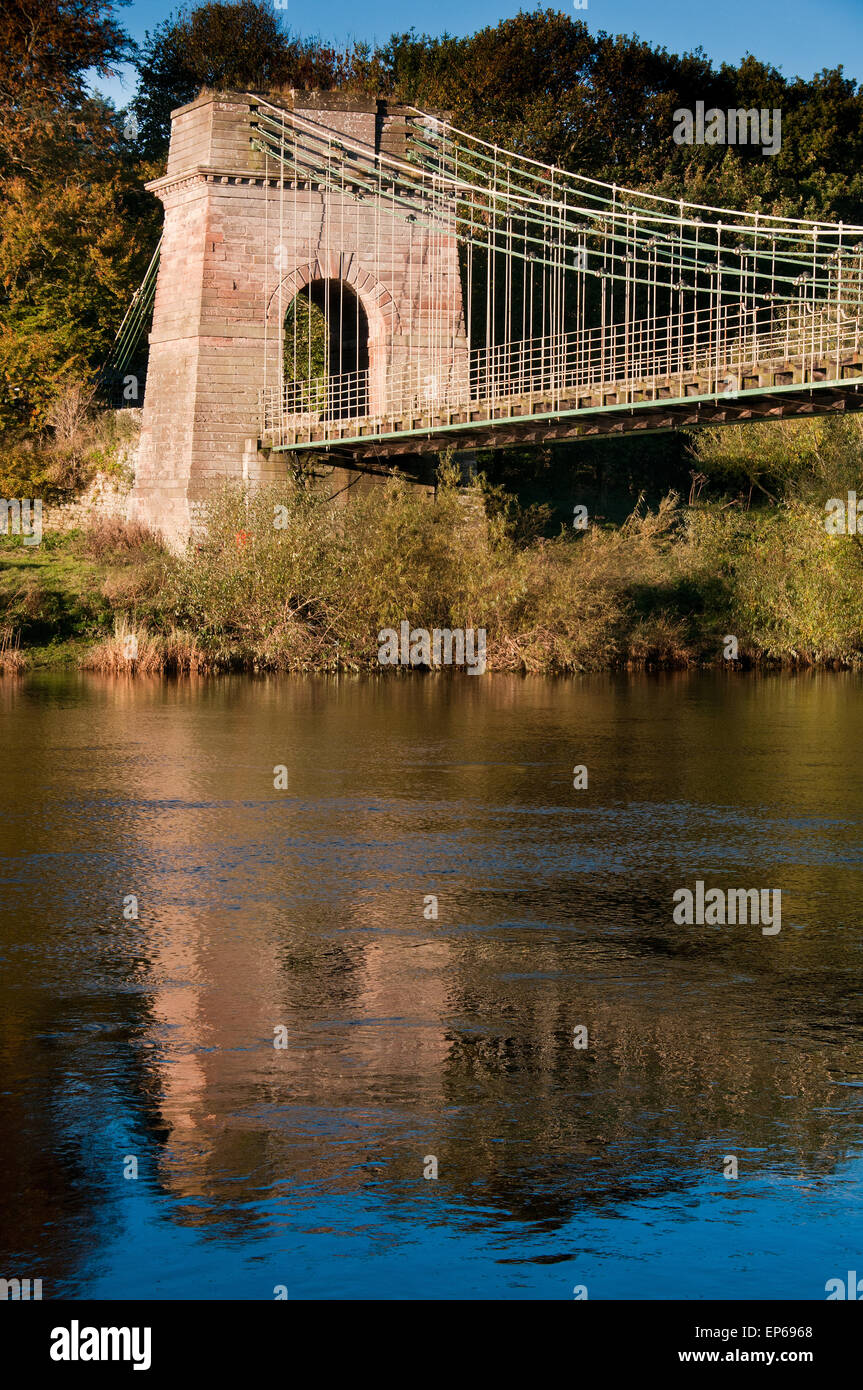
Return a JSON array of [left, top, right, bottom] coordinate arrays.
[[3, 458, 863, 675]]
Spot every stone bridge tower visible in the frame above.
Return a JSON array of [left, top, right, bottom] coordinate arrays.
[[131, 90, 468, 546]]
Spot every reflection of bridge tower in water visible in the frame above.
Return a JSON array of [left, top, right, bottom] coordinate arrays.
[[131, 91, 468, 546], [117, 683, 456, 1209]]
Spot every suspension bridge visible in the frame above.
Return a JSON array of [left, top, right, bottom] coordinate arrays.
[[120, 91, 863, 541]]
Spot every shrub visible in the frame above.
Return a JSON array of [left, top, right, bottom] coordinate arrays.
[[0, 383, 142, 502], [163, 466, 691, 672], [82, 515, 164, 560], [690, 415, 863, 504]]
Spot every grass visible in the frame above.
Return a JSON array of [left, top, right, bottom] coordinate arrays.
[[153, 462, 863, 673], [0, 516, 166, 667]]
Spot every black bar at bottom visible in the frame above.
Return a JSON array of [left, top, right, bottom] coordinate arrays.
[[3, 1299, 855, 1376]]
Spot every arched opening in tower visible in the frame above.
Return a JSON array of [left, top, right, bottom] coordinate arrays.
[[283, 279, 370, 419]]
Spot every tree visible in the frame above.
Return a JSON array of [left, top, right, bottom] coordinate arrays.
[[0, 1, 160, 428], [349, 12, 863, 225], [0, 156, 161, 429], [0, 0, 131, 177], [131, 1, 349, 155]]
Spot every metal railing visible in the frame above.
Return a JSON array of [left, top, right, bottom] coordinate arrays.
[[260, 304, 862, 449]]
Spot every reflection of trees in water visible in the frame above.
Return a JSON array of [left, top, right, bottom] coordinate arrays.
[[419, 935, 863, 1226]]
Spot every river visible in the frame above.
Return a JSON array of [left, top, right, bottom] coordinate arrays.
[[1, 670, 862, 1298]]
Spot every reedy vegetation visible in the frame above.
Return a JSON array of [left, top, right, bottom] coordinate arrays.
[[71, 429, 863, 675], [4, 422, 863, 674]]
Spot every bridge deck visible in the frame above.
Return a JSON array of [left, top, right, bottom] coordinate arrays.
[[263, 345, 863, 461]]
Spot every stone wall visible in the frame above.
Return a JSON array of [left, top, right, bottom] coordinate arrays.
[[41, 413, 140, 532], [42, 470, 135, 533]]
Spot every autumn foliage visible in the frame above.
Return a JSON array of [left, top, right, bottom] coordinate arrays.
[[2, 1, 863, 443]]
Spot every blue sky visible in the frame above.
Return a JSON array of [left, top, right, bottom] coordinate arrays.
[[93, 0, 863, 110]]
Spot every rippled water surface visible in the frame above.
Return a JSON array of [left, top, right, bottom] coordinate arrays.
[[1, 670, 863, 1299]]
